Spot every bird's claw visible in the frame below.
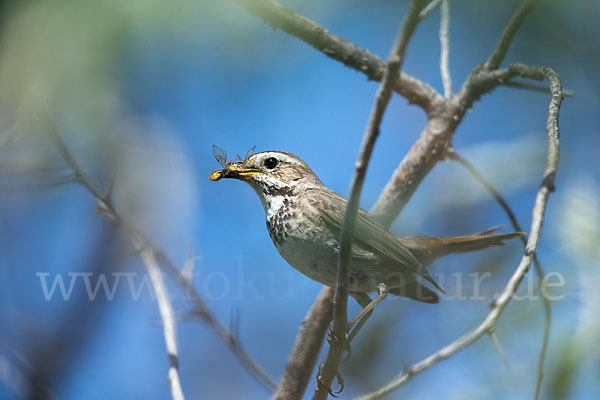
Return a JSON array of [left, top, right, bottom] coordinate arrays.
[[334, 370, 344, 396], [327, 322, 336, 345], [316, 362, 345, 397], [327, 323, 351, 359], [343, 338, 352, 361]]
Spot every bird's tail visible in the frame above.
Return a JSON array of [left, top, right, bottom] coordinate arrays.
[[397, 227, 524, 266]]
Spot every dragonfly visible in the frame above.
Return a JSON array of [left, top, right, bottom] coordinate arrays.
[[209, 145, 256, 181]]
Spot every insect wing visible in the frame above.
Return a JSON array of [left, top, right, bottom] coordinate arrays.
[[212, 144, 228, 168], [244, 145, 256, 162]]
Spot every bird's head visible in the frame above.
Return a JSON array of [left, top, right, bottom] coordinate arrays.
[[209, 150, 322, 210]]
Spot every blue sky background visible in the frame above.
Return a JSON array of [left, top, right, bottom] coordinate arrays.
[[0, 0, 599, 399]]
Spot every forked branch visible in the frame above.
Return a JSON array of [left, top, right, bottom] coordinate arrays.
[[371, 0, 541, 225], [43, 118, 277, 397], [237, 0, 558, 398], [357, 66, 562, 400], [448, 149, 552, 400], [314, 1, 428, 399], [272, 287, 334, 400], [236, 0, 443, 111]]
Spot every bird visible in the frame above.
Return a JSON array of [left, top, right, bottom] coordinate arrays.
[[209, 148, 523, 304]]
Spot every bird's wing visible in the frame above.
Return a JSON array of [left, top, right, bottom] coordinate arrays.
[[305, 188, 444, 293], [306, 189, 421, 272]]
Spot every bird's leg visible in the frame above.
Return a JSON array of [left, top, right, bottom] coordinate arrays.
[[348, 292, 372, 343], [347, 283, 388, 335]]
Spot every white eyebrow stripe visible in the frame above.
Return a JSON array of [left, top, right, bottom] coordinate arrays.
[[261, 152, 298, 165]]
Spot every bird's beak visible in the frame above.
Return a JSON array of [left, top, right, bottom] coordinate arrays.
[[208, 162, 261, 181]]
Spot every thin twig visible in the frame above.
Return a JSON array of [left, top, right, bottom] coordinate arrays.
[[139, 246, 185, 400], [155, 250, 278, 391], [314, 1, 428, 399], [236, 0, 443, 111], [439, 0, 452, 97], [447, 148, 552, 399], [43, 119, 277, 394], [0, 344, 60, 400], [535, 269, 552, 400], [46, 120, 189, 398], [370, 0, 541, 226], [272, 287, 334, 400], [0, 172, 79, 191], [485, 0, 540, 70], [419, 0, 443, 20], [489, 331, 510, 369], [182, 247, 197, 283], [357, 66, 562, 400], [503, 80, 575, 97]]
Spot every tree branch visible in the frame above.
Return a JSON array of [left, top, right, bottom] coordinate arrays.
[[43, 118, 277, 395], [313, 1, 428, 398], [272, 287, 334, 400], [155, 251, 278, 392], [236, 0, 443, 111], [448, 149, 552, 400], [236, 0, 554, 397], [357, 66, 562, 400], [46, 119, 185, 399], [439, 0, 452, 97], [485, 0, 540, 71], [419, 0, 443, 20], [139, 247, 185, 400], [502, 80, 574, 97], [370, 0, 540, 227], [370, 115, 456, 227]]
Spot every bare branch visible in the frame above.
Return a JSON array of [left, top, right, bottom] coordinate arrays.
[[51, 122, 189, 397], [182, 247, 197, 283], [447, 148, 552, 400], [139, 246, 185, 400], [439, 0, 452, 97], [534, 285, 551, 400], [371, 1, 542, 226], [0, 344, 59, 400], [44, 116, 106, 203], [369, 118, 453, 227], [357, 66, 562, 400], [419, 0, 443, 20], [155, 251, 278, 391], [273, 287, 334, 400], [485, 0, 540, 71], [236, 0, 443, 111], [488, 331, 509, 369], [43, 119, 277, 394], [314, 1, 428, 398], [503, 80, 574, 97]]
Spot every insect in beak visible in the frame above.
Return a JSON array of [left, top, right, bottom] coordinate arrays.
[[208, 145, 259, 181]]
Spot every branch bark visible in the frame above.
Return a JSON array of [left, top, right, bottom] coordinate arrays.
[[139, 247, 185, 400], [371, 0, 540, 226], [272, 287, 334, 400], [236, 0, 443, 111], [439, 0, 452, 97], [448, 149, 552, 400], [236, 0, 553, 397], [46, 122, 185, 400], [485, 0, 540, 71], [369, 114, 457, 227], [358, 66, 562, 400], [43, 118, 277, 396], [314, 1, 428, 399]]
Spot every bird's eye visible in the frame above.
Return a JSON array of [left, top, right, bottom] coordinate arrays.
[[264, 157, 278, 169]]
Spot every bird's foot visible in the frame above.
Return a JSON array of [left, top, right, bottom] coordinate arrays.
[[327, 322, 352, 359], [316, 362, 344, 397]]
